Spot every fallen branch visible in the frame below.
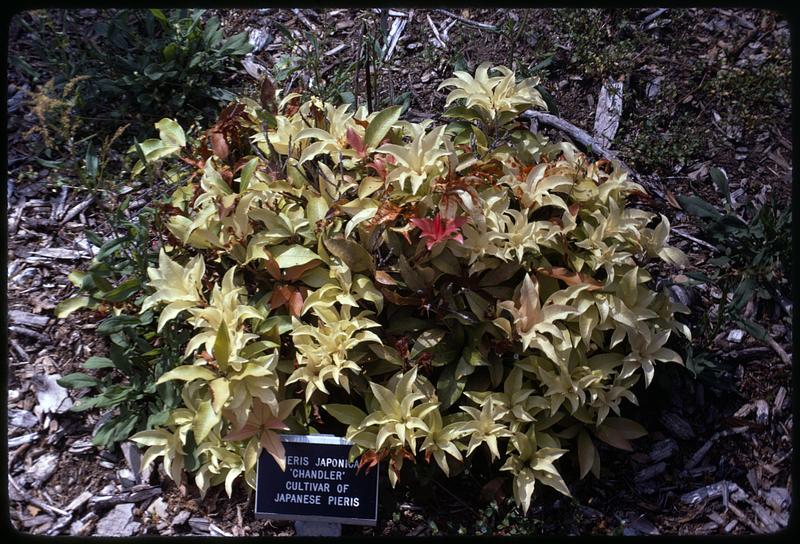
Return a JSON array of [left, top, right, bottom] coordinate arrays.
[[434, 9, 499, 32], [763, 335, 792, 366], [642, 8, 668, 26], [521, 109, 666, 199]]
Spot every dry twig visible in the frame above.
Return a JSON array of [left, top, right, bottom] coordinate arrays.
[[434, 9, 499, 32]]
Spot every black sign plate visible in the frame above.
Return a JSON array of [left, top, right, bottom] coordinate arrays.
[[255, 435, 379, 526]]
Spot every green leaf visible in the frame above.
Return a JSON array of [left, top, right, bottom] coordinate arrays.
[[323, 404, 367, 426], [271, 245, 321, 269], [149, 8, 169, 24], [97, 315, 141, 335], [70, 396, 103, 412], [54, 296, 94, 318], [83, 357, 115, 370], [676, 195, 723, 221], [57, 373, 100, 389], [213, 322, 231, 369], [437, 364, 466, 410], [193, 399, 219, 443], [239, 157, 258, 193], [364, 105, 402, 149], [536, 84, 559, 116], [155, 118, 186, 147], [97, 278, 141, 302], [156, 365, 218, 384], [92, 412, 139, 448], [323, 238, 373, 272], [183, 430, 202, 472]]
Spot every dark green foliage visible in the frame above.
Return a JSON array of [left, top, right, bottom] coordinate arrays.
[[679, 168, 791, 341], [88, 9, 251, 133], [57, 208, 185, 448], [15, 9, 252, 140]]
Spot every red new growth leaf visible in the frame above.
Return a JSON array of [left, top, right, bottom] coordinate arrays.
[[409, 214, 468, 250], [346, 127, 367, 158]]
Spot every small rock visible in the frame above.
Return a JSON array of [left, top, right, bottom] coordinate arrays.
[[172, 510, 191, 527], [726, 329, 745, 343], [95, 503, 141, 537], [118, 469, 136, 488], [29, 453, 59, 487], [645, 76, 663, 100], [754, 400, 769, 425], [33, 374, 73, 414], [724, 519, 738, 533], [99, 460, 116, 470], [247, 28, 272, 53], [120, 442, 142, 484], [659, 411, 695, 440], [9, 409, 38, 428], [146, 497, 169, 520]]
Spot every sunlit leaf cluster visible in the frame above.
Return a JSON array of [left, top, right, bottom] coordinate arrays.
[[127, 63, 689, 511]]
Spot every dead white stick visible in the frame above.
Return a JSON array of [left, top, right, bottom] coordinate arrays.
[[670, 228, 718, 252], [642, 8, 668, 26], [435, 9, 498, 31], [383, 12, 412, 62], [325, 43, 348, 56], [291, 9, 317, 32], [593, 78, 624, 149], [426, 14, 446, 48], [60, 197, 94, 225], [522, 109, 666, 200], [523, 110, 634, 176], [764, 335, 792, 366]]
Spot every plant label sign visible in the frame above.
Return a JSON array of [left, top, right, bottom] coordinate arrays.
[[255, 435, 379, 526]]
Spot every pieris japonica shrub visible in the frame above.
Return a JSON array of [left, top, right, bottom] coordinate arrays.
[[123, 63, 690, 511]]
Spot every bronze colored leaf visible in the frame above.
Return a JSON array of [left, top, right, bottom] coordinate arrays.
[[374, 270, 397, 286], [283, 259, 322, 282], [366, 201, 402, 227], [210, 130, 229, 161], [270, 285, 293, 310], [323, 237, 373, 272], [259, 75, 278, 115], [288, 288, 305, 317], [264, 253, 281, 281], [536, 266, 603, 291], [380, 287, 421, 306]]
